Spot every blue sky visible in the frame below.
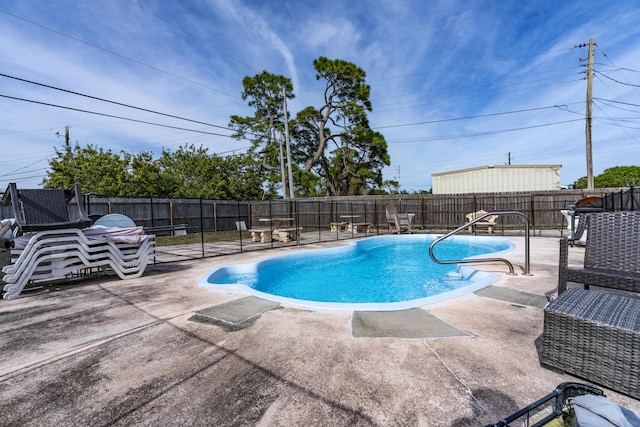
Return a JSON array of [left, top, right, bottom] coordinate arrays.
[[1, 0, 640, 193]]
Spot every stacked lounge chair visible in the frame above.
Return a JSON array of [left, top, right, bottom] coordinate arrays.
[[386, 203, 413, 234], [1, 183, 154, 300]]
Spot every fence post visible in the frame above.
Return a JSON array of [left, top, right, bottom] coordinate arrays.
[[317, 201, 322, 242], [169, 201, 174, 230], [373, 199, 378, 233], [199, 198, 205, 258], [150, 196, 154, 227], [620, 189, 624, 211], [237, 200, 243, 253], [213, 202, 218, 232], [268, 199, 273, 248], [530, 194, 536, 234]]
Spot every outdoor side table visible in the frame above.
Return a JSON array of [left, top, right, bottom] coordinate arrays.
[[541, 287, 640, 399]]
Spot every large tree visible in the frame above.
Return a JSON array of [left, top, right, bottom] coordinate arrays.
[[295, 57, 390, 196], [229, 71, 295, 196]]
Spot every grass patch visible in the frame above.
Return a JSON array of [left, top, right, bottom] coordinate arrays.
[[153, 230, 252, 246]]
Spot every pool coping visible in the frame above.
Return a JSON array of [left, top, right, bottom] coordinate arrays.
[[197, 234, 513, 311]]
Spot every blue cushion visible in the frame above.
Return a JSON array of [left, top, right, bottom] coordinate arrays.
[[93, 214, 136, 228]]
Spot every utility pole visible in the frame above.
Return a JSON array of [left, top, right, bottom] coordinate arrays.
[[282, 87, 294, 199], [276, 128, 287, 199], [582, 39, 595, 190], [65, 125, 70, 153], [585, 39, 595, 190]]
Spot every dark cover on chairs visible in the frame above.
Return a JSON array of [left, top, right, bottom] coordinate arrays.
[[2, 183, 92, 232]]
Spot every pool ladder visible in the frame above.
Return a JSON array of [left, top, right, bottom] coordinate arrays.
[[428, 211, 531, 276]]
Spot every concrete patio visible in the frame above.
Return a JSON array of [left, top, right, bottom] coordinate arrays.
[[1, 235, 639, 426]]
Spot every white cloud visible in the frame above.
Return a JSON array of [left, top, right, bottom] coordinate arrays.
[[1, 0, 639, 191], [208, 0, 300, 90]]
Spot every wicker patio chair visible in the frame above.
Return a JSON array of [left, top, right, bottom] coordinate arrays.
[[566, 213, 588, 246], [558, 211, 640, 295], [2, 183, 92, 232]]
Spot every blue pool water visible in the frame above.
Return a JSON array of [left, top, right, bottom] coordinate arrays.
[[198, 235, 513, 310]]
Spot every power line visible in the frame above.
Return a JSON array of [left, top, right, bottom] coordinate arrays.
[[0, 171, 49, 182], [0, 156, 52, 178], [386, 119, 583, 143], [594, 97, 640, 109], [374, 105, 574, 129], [0, 8, 237, 98], [592, 102, 640, 136], [1, 73, 236, 132], [595, 70, 640, 88], [0, 167, 49, 178], [0, 94, 239, 138], [594, 42, 640, 99], [372, 78, 581, 114], [593, 64, 640, 73]]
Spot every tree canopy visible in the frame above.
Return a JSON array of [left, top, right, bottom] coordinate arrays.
[[572, 166, 640, 189], [229, 71, 295, 195], [295, 57, 390, 196], [229, 58, 390, 197], [45, 57, 393, 198], [45, 143, 265, 199]]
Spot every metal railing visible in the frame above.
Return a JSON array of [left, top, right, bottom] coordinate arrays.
[[428, 211, 531, 276]]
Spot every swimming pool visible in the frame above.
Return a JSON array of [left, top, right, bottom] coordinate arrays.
[[198, 235, 513, 310]]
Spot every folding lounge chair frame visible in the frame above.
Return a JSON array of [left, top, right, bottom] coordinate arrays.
[[1, 184, 154, 300], [2, 182, 92, 232], [386, 204, 413, 234]]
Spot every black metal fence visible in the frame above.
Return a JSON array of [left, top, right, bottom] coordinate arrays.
[[602, 187, 639, 212], [2, 188, 632, 264], [81, 190, 622, 232], [73, 190, 613, 263]]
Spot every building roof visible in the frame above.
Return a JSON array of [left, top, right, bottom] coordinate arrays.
[[432, 164, 562, 177]]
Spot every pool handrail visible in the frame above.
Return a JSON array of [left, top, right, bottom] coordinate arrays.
[[429, 211, 531, 276]]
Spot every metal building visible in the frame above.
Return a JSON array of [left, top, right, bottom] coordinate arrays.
[[431, 164, 562, 194]]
